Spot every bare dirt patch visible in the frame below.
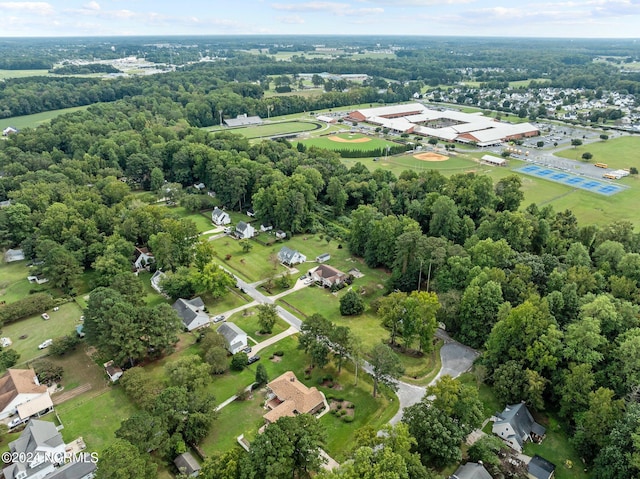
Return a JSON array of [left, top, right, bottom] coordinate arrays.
[[270, 355, 282, 363], [413, 152, 449, 162], [327, 135, 372, 143]]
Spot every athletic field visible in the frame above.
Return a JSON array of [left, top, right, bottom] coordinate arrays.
[[224, 120, 323, 139], [554, 136, 640, 170], [297, 133, 394, 151]]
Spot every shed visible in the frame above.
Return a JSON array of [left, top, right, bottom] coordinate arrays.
[[174, 452, 201, 477]]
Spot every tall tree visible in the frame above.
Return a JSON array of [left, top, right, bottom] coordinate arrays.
[[95, 439, 157, 479], [369, 343, 404, 398]]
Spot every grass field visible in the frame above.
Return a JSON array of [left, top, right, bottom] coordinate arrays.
[[0, 69, 49, 79], [0, 106, 90, 131], [212, 237, 289, 283], [297, 132, 396, 152], [228, 308, 290, 340], [0, 260, 44, 304], [56, 386, 138, 454], [213, 120, 323, 139], [554, 136, 640, 170], [384, 153, 479, 172], [165, 206, 216, 233], [3, 302, 84, 364]]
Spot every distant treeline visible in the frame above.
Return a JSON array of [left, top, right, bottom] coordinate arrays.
[[50, 64, 122, 75]]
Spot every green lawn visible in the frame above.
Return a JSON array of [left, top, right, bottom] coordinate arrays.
[[228, 308, 289, 341], [2, 302, 84, 364], [0, 106, 90, 131], [165, 206, 216, 233], [0, 69, 50, 80], [0, 260, 42, 304], [48, 345, 111, 391], [523, 414, 588, 479], [385, 153, 479, 172], [554, 136, 640, 170], [56, 386, 139, 454], [211, 120, 322, 139], [211, 237, 289, 282], [298, 133, 397, 152]]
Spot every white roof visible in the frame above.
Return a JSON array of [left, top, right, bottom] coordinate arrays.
[[369, 116, 415, 132], [16, 393, 53, 419], [351, 102, 426, 119], [316, 115, 335, 123], [482, 154, 506, 165]]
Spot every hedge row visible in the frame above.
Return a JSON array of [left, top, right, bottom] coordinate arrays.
[[0, 293, 55, 326], [333, 144, 411, 158]]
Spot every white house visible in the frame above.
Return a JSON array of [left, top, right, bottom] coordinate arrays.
[[133, 246, 154, 271], [2, 420, 67, 479], [212, 207, 231, 226], [150, 270, 167, 295], [4, 249, 25, 263], [216, 322, 248, 355], [172, 297, 209, 331], [316, 253, 331, 263], [2, 127, 18, 136], [235, 221, 255, 239], [260, 224, 273, 232], [278, 247, 306, 266], [0, 369, 49, 420]]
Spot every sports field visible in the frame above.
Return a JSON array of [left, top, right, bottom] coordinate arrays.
[[0, 69, 49, 80], [221, 120, 322, 139], [554, 136, 640, 170], [0, 106, 90, 131], [297, 132, 394, 151], [385, 152, 478, 171]]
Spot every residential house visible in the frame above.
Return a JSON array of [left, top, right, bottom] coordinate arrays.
[[2, 127, 18, 136], [0, 369, 49, 420], [211, 207, 231, 226], [263, 371, 326, 425], [246, 208, 255, 217], [275, 230, 286, 240], [27, 275, 48, 285], [492, 403, 546, 452], [309, 264, 347, 288], [450, 462, 493, 479], [260, 224, 273, 232], [4, 249, 25, 263], [103, 361, 123, 382], [316, 253, 331, 263], [174, 452, 201, 477], [133, 246, 154, 271], [277, 247, 306, 266], [45, 458, 97, 479], [172, 297, 209, 331], [235, 221, 255, 239], [150, 270, 167, 295], [528, 455, 555, 479], [2, 420, 66, 479], [216, 322, 248, 355], [16, 394, 54, 424], [193, 182, 206, 190]]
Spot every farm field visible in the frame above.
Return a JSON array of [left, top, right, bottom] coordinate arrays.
[[0, 105, 90, 131], [213, 120, 323, 139], [3, 301, 84, 364]]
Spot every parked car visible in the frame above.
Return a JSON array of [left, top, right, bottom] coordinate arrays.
[[41, 313, 50, 320], [38, 339, 53, 350], [213, 314, 226, 323], [242, 346, 252, 354], [8, 417, 25, 429], [247, 355, 260, 365]]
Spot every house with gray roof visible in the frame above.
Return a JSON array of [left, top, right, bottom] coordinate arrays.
[[492, 403, 546, 452], [450, 462, 493, 479], [216, 322, 248, 355], [46, 458, 96, 479], [528, 455, 555, 479], [211, 207, 231, 226], [3, 420, 66, 479], [4, 249, 25, 263], [172, 297, 209, 331], [235, 221, 255, 239], [278, 247, 306, 266]]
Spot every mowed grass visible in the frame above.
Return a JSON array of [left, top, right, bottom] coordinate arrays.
[[211, 236, 289, 282], [214, 120, 322, 139], [166, 205, 216, 233], [2, 302, 84, 364], [47, 345, 111, 391], [386, 153, 479, 172], [0, 106, 90, 130], [228, 308, 289, 341], [554, 136, 640, 170], [0, 260, 43, 304], [298, 133, 395, 151], [56, 386, 138, 455], [0, 69, 49, 79]]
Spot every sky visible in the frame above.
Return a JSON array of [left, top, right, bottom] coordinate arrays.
[[1, 0, 640, 38]]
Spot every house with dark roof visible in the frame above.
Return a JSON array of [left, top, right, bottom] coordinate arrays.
[[278, 247, 306, 266], [45, 457, 96, 479], [174, 452, 201, 477], [235, 221, 255, 239], [133, 246, 154, 271], [309, 264, 347, 288], [103, 361, 123, 382], [275, 230, 286, 240], [264, 371, 326, 425], [0, 369, 48, 420], [172, 297, 209, 331], [211, 207, 231, 226], [216, 322, 248, 355], [450, 462, 493, 479], [528, 455, 555, 479], [2, 420, 66, 479], [492, 403, 546, 452]]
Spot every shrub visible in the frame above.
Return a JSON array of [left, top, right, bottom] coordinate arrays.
[[0, 293, 55, 326], [274, 350, 284, 357], [32, 360, 63, 386], [336, 403, 342, 410], [230, 352, 248, 371], [50, 334, 80, 356], [342, 416, 355, 423]]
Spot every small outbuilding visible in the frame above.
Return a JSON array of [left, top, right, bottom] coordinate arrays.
[[316, 253, 331, 263], [4, 249, 25, 263], [174, 452, 201, 477], [103, 361, 123, 382], [528, 455, 555, 479]]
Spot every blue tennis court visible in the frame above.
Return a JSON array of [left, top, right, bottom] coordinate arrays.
[[516, 164, 625, 196]]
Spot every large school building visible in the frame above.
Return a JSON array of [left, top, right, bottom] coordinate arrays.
[[347, 103, 539, 146]]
